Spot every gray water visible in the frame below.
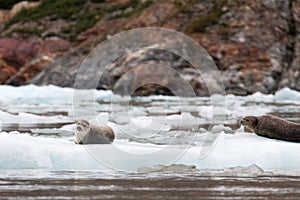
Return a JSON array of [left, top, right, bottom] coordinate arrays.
[[1, 171, 300, 200]]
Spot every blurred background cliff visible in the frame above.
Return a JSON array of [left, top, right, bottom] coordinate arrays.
[[0, 0, 299, 96]]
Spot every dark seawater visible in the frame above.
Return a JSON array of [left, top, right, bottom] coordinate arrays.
[[0, 171, 299, 199]]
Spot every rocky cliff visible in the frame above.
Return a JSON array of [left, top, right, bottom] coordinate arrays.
[[0, 0, 299, 96]]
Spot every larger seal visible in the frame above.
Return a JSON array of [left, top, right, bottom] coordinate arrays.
[[74, 120, 115, 144], [240, 115, 300, 142]]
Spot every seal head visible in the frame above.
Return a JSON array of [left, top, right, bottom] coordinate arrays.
[[240, 116, 258, 131]]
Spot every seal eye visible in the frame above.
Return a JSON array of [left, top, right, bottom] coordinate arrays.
[[245, 118, 249, 122], [77, 122, 81, 125]]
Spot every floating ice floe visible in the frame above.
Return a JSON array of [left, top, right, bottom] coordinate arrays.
[[274, 87, 300, 102], [1, 131, 300, 172], [137, 164, 268, 177], [210, 125, 234, 134], [245, 91, 275, 103], [0, 110, 72, 124], [166, 112, 202, 129], [0, 84, 113, 105], [0, 85, 300, 174]]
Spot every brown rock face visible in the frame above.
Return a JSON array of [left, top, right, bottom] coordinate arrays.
[[101, 49, 202, 96], [279, 0, 300, 91], [0, 37, 40, 67], [41, 37, 71, 54], [0, 36, 70, 85], [0, 59, 17, 84], [77, 19, 128, 42], [1, 0, 300, 96], [5, 55, 53, 86], [0, 10, 10, 24], [127, 2, 178, 27]]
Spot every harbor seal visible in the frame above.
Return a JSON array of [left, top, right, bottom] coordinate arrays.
[[74, 120, 115, 144], [240, 115, 300, 142]]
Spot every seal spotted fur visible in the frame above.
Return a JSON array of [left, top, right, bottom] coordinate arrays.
[[240, 115, 300, 142], [74, 120, 115, 144]]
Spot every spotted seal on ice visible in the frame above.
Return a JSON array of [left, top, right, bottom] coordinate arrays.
[[240, 115, 300, 142], [74, 120, 115, 144]]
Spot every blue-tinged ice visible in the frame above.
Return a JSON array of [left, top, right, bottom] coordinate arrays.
[[0, 85, 300, 173]]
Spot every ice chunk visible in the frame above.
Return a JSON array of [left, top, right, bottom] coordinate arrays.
[[166, 112, 202, 130], [246, 92, 274, 102], [109, 112, 131, 124], [0, 84, 113, 105], [137, 164, 198, 173], [171, 131, 198, 145], [231, 106, 270, 118], [0, 110, 72, 124], [128, 107, 148, 117], [0, 85, 300, 172], [199, 104, 270, 119], [88, 112, 110, 124], [200, 164, 268, 176], [199, 132, 300, 170], [113, 117, 171, 139], [130, 116, 152, 128], [211, 125, 234, 134], [198, 106, 227, 118], [222, 164, 265, 176], [137, 164, 267, 176], [0, 132, 104, 170], [275, 87, 300, 102], [0, 85, 73, 105], [1, 131, 300, 171], [147, 106, 181, 116], [59, 123, 76, 131], [199, 127, 208, 133]]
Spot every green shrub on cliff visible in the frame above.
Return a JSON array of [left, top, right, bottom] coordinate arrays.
[[0, 0, 38, 9], [8, 0, 86, 23], [5, 0, 153, 41]]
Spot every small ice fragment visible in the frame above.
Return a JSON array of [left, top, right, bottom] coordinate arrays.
[[60, 123, 76, 131], [199, 127, 207, 133], [211, 125, 223, 133], [109, 112, 130, 124], [223, 164, 265, 176], [248, 164, 265, 175], [166, 112, 200, 129], [131, 116, 152, 128], [246, 91, 274, 102], [200, 165, 266, 177], [211, 125, 234, 134], [275, 87, 300, 101], [96, 112, 109, 124], [172, 132, 188, 145], [137, 164, 198, 173]]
